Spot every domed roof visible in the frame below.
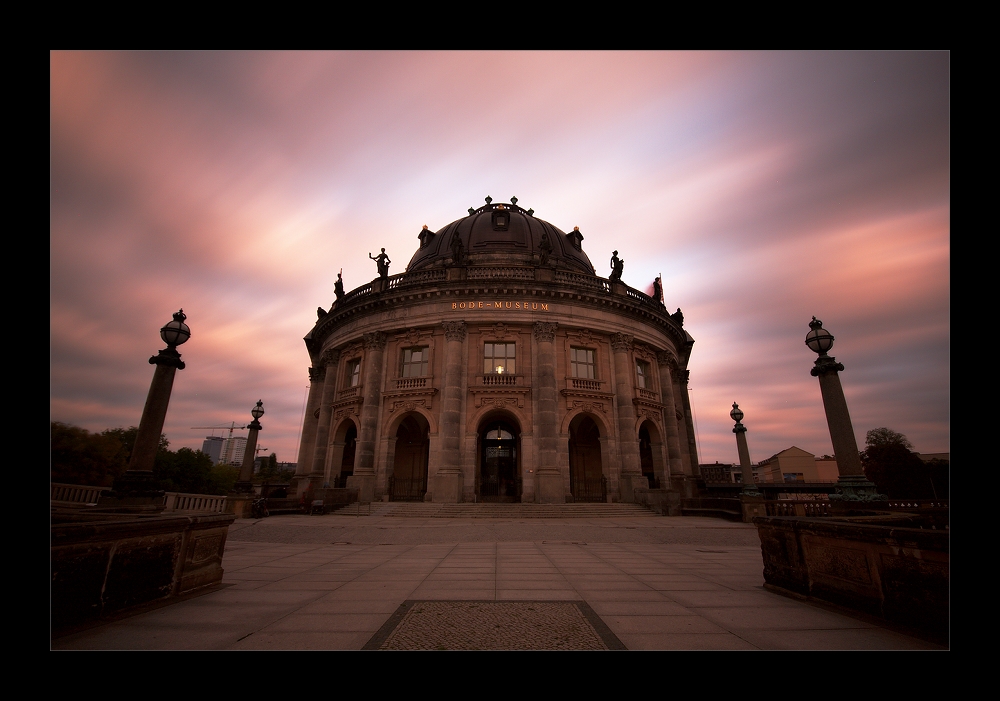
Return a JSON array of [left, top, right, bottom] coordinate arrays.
[[405, 197, 595, 274]]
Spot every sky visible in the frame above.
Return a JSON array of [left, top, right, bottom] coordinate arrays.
[[50, 51, 949, 467]]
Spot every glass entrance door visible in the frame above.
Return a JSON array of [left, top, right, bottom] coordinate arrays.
[[480, 422, 519, 502]]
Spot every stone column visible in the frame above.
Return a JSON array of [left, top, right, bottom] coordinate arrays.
[[348, 332, 385, 502], [731, 403, 764, 521], [295, 365, 326, 483], [534, 321, 563, 503], [812, 354, 886, 506], [610, 333, 644, 502], [677, 368, 701, 497], [433, 321, 466, 502], [656, 351, 685, 486], [306, 349, 340, 495], [237, 411, 262, 486]]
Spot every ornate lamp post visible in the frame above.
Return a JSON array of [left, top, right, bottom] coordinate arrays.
[[234, 400, 265, 494], [730, 403, 762, 497], [805, 317, 885, 506], [103, 310, 190, 503]]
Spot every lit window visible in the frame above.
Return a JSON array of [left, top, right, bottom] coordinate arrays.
[[401, 347, 429, 377], [636, 359, 651, 389], [346, 358, 361, 387], [484, 342, 516, 374], [571, 347, 596, 379]]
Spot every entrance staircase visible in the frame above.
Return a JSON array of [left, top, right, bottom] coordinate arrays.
[[331, 502, 659, 518]]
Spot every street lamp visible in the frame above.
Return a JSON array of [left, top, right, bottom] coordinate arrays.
[[730, 403, 761, 497], [805, 317, 885, 506], [234, 400, 265, 493], [104, 310, 191, 502]]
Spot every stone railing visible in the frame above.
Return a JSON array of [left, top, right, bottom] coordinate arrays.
[[765, 500, 832, 517], [163, 492, 228, 513], [467, 267, 536, 281], [51, 483, 105, 505], [555, 270, 608, 291], [339, 386, 361, 400], [636, 387, 658, 401], [569, 378, 603, 391], [481, 373, 520, 386], [394, 376, 429, 390]]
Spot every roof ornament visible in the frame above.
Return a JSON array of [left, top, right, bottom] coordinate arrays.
[[510, 196, 518, 205], [485, 195, 492, 205], [526, 208, 534, 216], [468, 207, 475, 215]]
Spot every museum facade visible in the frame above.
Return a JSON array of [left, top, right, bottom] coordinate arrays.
[[293, 198, 699, 505]]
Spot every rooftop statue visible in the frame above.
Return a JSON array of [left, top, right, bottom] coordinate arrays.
[[369, 248, 391, 279], [609, 250, 624, 281], [539, 231, 553, 266], [450, 231, 465, 265], [653, 275, 663, 305], [334, 270, 344, 300]]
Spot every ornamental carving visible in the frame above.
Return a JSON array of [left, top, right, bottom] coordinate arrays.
[[402, 328, 422, 346], [572, 400, 606, 414], [656, 350, 678, 369], [634, 343, 656, 361], [443, 320, 467, 341], [308, 366, 326, 382], [811, 356, 845, 377], [390, 398, 428, 413], [488, 322, 509, 339], [313, 407, 321, 419], [363, 331, 387, 351], [321, 348, 341, 367], [610, 332, 634, 352], [638, 408, 662, 424], [334, 404, 362, 421], [344, 341, 363, 358], [533, 321, 557, 342], [574, 328, 597, 346]]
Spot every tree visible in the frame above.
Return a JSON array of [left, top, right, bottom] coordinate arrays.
[[51, 422, 127, 487], [860, 427, 935, 499]]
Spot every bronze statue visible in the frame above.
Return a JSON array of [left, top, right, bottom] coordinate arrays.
[[317, 306, 327, 319], [539, 231, 553, 266], [653, 275, 663, 305], [671, 308, 684, 326], [609, 250, 624, 281], [369, 248, 391, 278], [450, 231, 465, 265], [334, 270, 344, 300]]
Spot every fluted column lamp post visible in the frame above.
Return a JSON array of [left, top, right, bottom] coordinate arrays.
[[234, 400, 265, 494], [104, 310, 190, 503], [805, 317, 885, 506], [730, 403, 762, 497]]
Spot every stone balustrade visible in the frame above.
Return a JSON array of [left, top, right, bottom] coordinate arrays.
[[51, 483, 104, 505], [163, 492, 228, 513]]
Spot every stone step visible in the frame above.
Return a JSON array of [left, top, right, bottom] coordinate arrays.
[[370, 502, 660, 518]]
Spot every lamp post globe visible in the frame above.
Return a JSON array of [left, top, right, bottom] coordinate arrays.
[[730, 402, 744, 424], [160, 309, 191, 348], [805, 316, 834, 355]]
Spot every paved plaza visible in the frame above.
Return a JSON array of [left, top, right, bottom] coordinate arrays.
[[52, 507, 946, 650]]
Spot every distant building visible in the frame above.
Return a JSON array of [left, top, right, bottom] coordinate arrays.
[[700, 462, 737, 483], [757, 446, 838, 483], [915, 452, 949, 463], [201, 436, 224, 465], [222, 436, 247, 467]]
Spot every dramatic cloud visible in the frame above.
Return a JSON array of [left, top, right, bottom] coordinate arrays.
[[51, 51, 949, 466]]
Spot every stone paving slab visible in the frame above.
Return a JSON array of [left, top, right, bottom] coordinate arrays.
[[52, 515, 947, 650]]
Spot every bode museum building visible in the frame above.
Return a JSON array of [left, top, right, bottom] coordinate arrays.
[[293, 197, 699, 509]]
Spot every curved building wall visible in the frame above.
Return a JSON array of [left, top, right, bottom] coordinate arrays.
[[296, 207, 698, 505]]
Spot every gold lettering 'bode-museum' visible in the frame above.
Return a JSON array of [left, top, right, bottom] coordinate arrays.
[[451, 301, 549, 311]]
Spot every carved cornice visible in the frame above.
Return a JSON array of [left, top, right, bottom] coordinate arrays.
[[561, 388, 615, 413], [382, 386, 439, 401], [476, 396, 525, 410], [533, 321, 557, 342], [610, 332, 633, 352], [308, 366, 326, 383], [331, 397, 364, 422], [633, 343, 656, 362], [342, 342, 363, 359], [570, 400, 607, 414], [482, 322, 515, 340], [388, 397, 432, 414], [363, 331, 387, 351], [632, 397, 665, 423], [443, 320, 467, 341]]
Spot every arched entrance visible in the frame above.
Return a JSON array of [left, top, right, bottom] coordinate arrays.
[[336, 424, 357, 488], [569, 414, 605, 502], [479, 419, 520, 502], [390, 414, 429, 501], [639, 424, 656, 488]]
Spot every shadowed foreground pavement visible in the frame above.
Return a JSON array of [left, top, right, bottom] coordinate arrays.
[[52, 510, 946, 650]]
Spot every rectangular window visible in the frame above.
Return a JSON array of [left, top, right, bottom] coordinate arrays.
[[636, 359, 651, 389], [484, 342, 516, 374], [401, 347, 429, 377], [571, 347, 596, 379], [347, 358, 361, 387]]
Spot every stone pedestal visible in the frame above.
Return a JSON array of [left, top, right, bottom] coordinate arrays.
[[536, 472, 565, 504], [739, 493, 766, 522], [346, 474, 376, 503], [226, 493, 254, 519], [618, 473, 648, 503], [432, 472, 463, 503]]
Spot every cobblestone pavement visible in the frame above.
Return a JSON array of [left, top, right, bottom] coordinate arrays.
[[53, 514, 946, 650], [367, 601, 616, 650]]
